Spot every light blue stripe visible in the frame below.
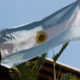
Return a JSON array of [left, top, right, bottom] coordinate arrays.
[[0, 1, 78, 42], [1, 27, 80, 68], [0, 21, 41, 42], [41, 1, 78, 29]]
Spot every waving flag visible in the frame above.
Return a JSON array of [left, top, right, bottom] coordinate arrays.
[[0, 1, 80, 68]]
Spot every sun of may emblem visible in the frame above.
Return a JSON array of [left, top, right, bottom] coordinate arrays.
[[35, 31, 48, 44]]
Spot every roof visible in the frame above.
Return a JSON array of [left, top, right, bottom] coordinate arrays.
[[38, 58, 80, 80]]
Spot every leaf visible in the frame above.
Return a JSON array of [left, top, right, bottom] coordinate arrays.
[[9, 67, 22, 80], [53, 42, 69, 62], [60, 73, 77, 80], [9, 53, 47, 80]]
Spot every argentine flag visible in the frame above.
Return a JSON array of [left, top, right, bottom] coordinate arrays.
[[0, 0, 80, 68]]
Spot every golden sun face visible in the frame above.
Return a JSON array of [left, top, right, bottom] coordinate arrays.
[[35, 31, 48, 44]]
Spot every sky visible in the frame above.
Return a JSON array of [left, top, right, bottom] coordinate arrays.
[[0, 0, 80, 69]]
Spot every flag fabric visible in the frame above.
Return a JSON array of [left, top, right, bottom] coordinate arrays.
[[0, 1, 80, 68]]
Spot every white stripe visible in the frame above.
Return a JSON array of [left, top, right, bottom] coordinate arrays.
[[0, 26, 43, 58], [0, 19, 70, 58]]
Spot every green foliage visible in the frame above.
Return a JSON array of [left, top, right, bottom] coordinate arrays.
[[52, 42, 69, 80], [60, 73, 77, 80], [53, 42, 69, 62], [9, 53, 47, 80], [9, 67, 22, 80]]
